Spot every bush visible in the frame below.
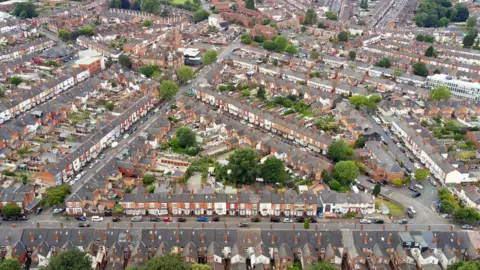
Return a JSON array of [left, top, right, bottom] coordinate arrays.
[[143, 174, 155, 185], [392, 178, 404, 187], [344, 211, 356, 217]]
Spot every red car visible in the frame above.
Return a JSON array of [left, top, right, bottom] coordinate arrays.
[[163, 217, 172, 222]]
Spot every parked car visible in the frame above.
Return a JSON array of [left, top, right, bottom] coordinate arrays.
[[92, 216, 103, 222], [441, 214, 451, 219], [270, 217, 281, 223], [414, 163, 421, 169], [238, 223, 249, 228], [412, 192, 421, 198], [380, 180, 388, 186], [367, 178, 376, 184], [104, 210, 113, 217], [359, 219, 372, 224], [112, 217, 121, 222], [373, 219, 384, 224], [150, 217, 161, 222], [398, 219, 408, 224], [462, 224, 474, 230], [309, 218, 317, 223], [131, 216, 142, 222], [409, 157, 415, 163], [75, 216, 86, 221], [430, 179, 437, 186], [212, 216, 220, 222], [282, 218, 293, 223], [34, 208, 43, 215], [53, 208, 65, 214], [399, 148, 406, 153], [78, 223, 90, 227], [407, 211, 414, 218], [197, 217, 208, 222], [407, 206, 416, 214], [295, 217, 305, 223], [415, 184, 424, 190], [163, 217, 172, 222], [177, 217, 187, 222], [251, 217, 260, 222]]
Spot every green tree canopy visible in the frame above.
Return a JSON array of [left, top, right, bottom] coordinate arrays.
[[392, 178, 404, 187], [424, 46, 437, 57], [2, 202, 21, 217], [119, 54, 132, 69], [143, 174, 155, 185], [413, 62, 429, 77], [453, 207, 480, 222], [355, 136, 366, 148], [263, 40, 276, 51], [45, 184, 71, 207], [177, 65, 194, 83], [227, 148, 258, 186], [304, 219, 310, 229], [338, 31, 349, 42], [256, 85, 266, 100], [258, 157, 288, 184], [41, 249, 92, 270], [202, 50, 218, 65], [349, 51, 356, 61], [327, 140, 353, 162], [139, 65, 159, 78], [467, 16, 477, 28], [141, 0, 160, 13], [303, 8, 317, 25], [13, 2, 38, 18], [310, 49, 320, 60], [193, 9, 210, 22], [160, 80, 179, 99], [333, 161, 360, 184], [273, 35, 289, 52], [284, 45, 297, 56], [176, 126, 197, 148], [0, 259, 22, 270], [192, 264, 212, 270], [246, 0, 255, 10], [10, 76, 23, 86], [241, 34, 252, 44], [440, 199, 457, 214], [447, 261, 480, 270], [372, 183, 381, 196], [325, 11, 338, 21], [430, 85, 451, 101], [375, 57, 391, 68], [309, 260, 337, 270], [414, 168, 429, 182], [145, 254, 191, 270]]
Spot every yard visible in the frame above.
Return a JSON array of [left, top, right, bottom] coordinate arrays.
[[172, 0, 187, 4], [375, 198, 404, 217]]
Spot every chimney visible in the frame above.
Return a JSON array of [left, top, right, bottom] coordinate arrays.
[[271, 234, 275, 244], [457, 236, 462, 245], [79, 231, 83, 242], [190, 190, 194, 199], [176, 232, 180, 243], [317, 233, 322, 244], [433, 234, 438, 244], [364, 234, 368, 244], [168, 191, 172, 198], [150, 233, 154, 243], [103, 233, 107, 242], [387, 234, 391, 245], [55, 231, 59, 243], [224, 233, 228, 243], [303, 192, 307, 200], [294, 235, 299, 244], [201, 234, 205, 243], [30, 232, 34, 243], [236, 191, 239, 200], [127, 232, 131, 242]]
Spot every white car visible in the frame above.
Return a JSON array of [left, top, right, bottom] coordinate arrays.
[[396, 143, 402, 148], [53, 208, 65, 214], [81, 171, 87, 177], [64, 177, 72, 183], [414, 163, 421, 169], [123, 133, 130, 139], [75, 174, 82, 180], [92, 216, 103, 222], [415, 184, 423, 190], [407, 206, 416, 214], [88, 163, 95, 169], [282, 218, 293, 223], [430, 179, 437, 186], [359, 219, 372, 224]]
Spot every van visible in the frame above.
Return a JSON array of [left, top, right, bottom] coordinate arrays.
[[131, 216, 142, 222], [111, 141, 119, 148], [92, 216, 103, 222]]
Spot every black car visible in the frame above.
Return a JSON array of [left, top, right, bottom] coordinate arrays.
[[408, 186, 417, 192], [78, 223, 90, 227], [34, 207, 42, 215], [405, 167, 413, 174], [295, 217, 305, 223], [399, 219, 408, 224], [399, 148, 406, 153], [150, 217, 161, 222], [373, 219, 384, 224], [1, 217, 10, 221], [407, 211, 414, 218], [412, 192, 421, 198], [239, 223, 249, 228], [251, 217, 261, 222], [212, 216, 220, 222], [75, 216, 86, 221], [177, 217, 187, 222], [270, 217, 281, 223], [380, 180, 388, 186], [309, 218, 317, 223], [409, 157, 415, 163], [112, 217, 121, 222], [104, 210, 113, 217], [365, 172, 371, 177]]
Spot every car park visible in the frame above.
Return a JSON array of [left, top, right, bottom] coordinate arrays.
[[150, 217, 161, 222], [309, 218, 317, 223], [441, 214, 451, 219], [462, 224, 474, 230], [177, 217, 187, 222], [112, 217, 121, 222], [197, 217, 208, 222], [359, 219, 372, 224], [53, 208, 65, 214], [92, 216, 103, 222], [407, 211, 414, 218], [412, 192, 421, 198], [407, 206, 416, 214], [239, 223, 249, 228]]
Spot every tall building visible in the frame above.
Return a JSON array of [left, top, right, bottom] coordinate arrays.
[[426, 74, 480, 101]]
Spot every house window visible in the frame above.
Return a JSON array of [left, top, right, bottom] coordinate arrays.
[[185, 203, 190, 208], [138, 203, 144, 208], [161, 203, 167, 208], [240, 203, 245, 209], [125, 203, 131, 208], [286, 204, 290, 209], [150, 203, 155, 208], [230, 204, 235, 209], [207, 203, 212, 208], [195, 203, 200, 208], [172, 203, 177, 208]]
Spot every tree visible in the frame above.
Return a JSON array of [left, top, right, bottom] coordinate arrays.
[[393, 68, 403, 78], [333, 161, 360, 184], [227, 148, 258, 186], [310, 261, 337, 270], [45, 185, 70, 207], [424, 46, 437, 57], [202, 50, 218, 65], [111, 0, 121, 8], [440, 200, 456, 214], [273, 59, 279, 66], [448, 261, 480, 270], [467, 16, 477, 28], [192, 264, 212, 270], [118, 54, 132, 68], [246, 0, 255, 10], [375, 57, 391, 68], [263, 40, 276, 51], [360, 0, 368, 9], [301, 26, 307, 33], [258, 157, 288, 184], [141, 0, 160, 13], [412, 62, 429, 77], [242, 89, 250, 97], [10, 76, 23, 86], [58, 29, 70, 41], [327, 140, 353, 162], [392, 178, 404, 187], [414, 169, 429, 182], [1, 202, 21, 217], [372, 183, 381, 196], [0, 259, 22, 270], [325, 11, 338, 21], [310, 49, 320, 60], [355, 136, 366, 148], [105, 102, 115, 111], [145, 254, 190, 270], [13, 2, 38, 18], [349, 51, 356, 61], [142, 20, 152, 27], [193, 9, 210, 23], [160, 80, 179, 99], [304, 219, 310, 229], [121, 0, 131, 9], [256, 85, 266, 100], [132, 0, 141, 10], [273, 35, 289, 52], [303, 8, 317, 25], [143, 174, 155, 185], [139, 65, 159, 78], [41, 249, 92, 270], [438, 17, 450, 27], [338, 31, 349, 42], [176, 126, 197, 148], [430, 86, 451, 101], [453, 207, 480, 222], [177, 65, 194, 83], [241, 34, 252, 44], [349, 95, 368, 110], [284, 45, 297, 56], [317, 22, 326, 29], [463, 34, 476, 48]]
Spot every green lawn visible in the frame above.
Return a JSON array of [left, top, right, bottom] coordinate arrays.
[[376, 198, 404, 217], [172, 0, 187, 4]]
